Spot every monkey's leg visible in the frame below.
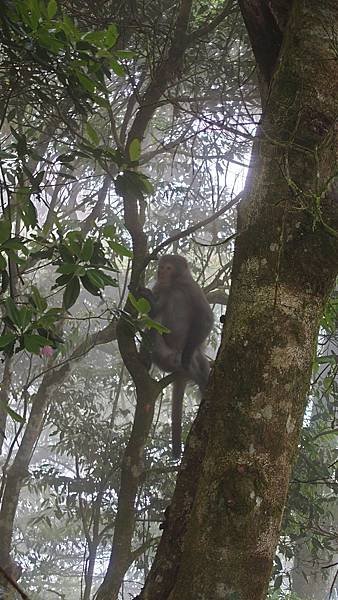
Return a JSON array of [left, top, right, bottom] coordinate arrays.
[[153, 335, 182, 372], [189, 351, 210, 392], [181, 326, 209, 371], [182, 314, 212, 370]]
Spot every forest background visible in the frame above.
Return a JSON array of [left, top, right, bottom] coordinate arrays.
[[0, 1, 337, 599]]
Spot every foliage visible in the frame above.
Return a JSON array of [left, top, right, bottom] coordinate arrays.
[[271, 295, 338, 594], [0, 0, 144, 361]]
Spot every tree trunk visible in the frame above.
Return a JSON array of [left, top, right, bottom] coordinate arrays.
[[138, 1, 338, 599]]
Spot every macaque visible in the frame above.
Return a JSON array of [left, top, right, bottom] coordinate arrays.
[[140, 255, 213, 458]]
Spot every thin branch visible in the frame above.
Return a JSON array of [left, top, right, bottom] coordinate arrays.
[[329, 569, 338, 600], [147, 191, 242, 263], [188, 0, 231, 43]]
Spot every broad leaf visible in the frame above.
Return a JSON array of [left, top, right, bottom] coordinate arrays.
[[63, 277, 80, 309], [80, 238, 94, 261], [1, 402, 24, 423], [31, 286, 48, 312], [105, 23, 118, 48], [0, 220, 11, 244], [86, 269, 105, 289], [57, 263, 80, 274], [81, 275, 101, 296], [108, 239, 133, 258], [85, 122, 100, 146], [23, 334, 51, 354], [0, 333, 16, 348], [5, 298, 22, 328], [47, 0, 57, 19]]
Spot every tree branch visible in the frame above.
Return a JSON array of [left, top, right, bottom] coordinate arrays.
[[146, 191, 243, 264]]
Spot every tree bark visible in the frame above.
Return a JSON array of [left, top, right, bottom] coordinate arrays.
[[138, 1, 338, 598]]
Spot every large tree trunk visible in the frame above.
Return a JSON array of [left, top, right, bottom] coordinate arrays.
[[137, 1, 338, 599]]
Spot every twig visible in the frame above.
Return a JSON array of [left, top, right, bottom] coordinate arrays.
[[147, 191, 242, 264], [329, 568, 338, 599]]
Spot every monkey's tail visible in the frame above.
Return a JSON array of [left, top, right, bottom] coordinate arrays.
[[172, 373, 188, 459]]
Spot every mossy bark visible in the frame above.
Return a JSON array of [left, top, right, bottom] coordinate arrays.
[[139, 1, 338, 599]]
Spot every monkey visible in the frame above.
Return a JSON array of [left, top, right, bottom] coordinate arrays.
[[139, 255, 213, 459]]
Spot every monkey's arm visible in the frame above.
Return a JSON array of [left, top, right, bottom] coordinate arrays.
[[137, 286, 164, 317], [181, 291, 213, 370]]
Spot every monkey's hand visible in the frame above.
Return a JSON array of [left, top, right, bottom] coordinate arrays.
[[137, 287, 153, 301], [137, 287, 157, 315]]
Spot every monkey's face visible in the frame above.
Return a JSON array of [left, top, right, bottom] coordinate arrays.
[[157, 260, 176, 286]]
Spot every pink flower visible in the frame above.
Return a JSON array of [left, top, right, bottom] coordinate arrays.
[[40, 345, 54, 358]]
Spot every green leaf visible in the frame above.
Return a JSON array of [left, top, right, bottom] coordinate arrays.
[[115, 50, 136, 59], [66, 230, 83, 244], [111, 60, 125, 76], [63, 277, 80, 309], [138, 174, 154, 195], [114, 170, 148, 200], [58, 153, 76, 163], [25, 199, 38, 228], [2, 403, 24, 423], [105, 23, 118, 48], [92, 94, 110, 109], [80, 275, 101, 296], [54, 273, 74, 287], [86, 269, 105, 289], [137, 297, 151, 314], [19, 307, 33, 331], [5, 298, 22, 327], [10, 129, 27, 156], [128, 292, 138, 310], [108, 239, 133, 258], [85, 123, 100, 146], [98, 272, 117, 287], [2, 238, 25, 251], [82, 30, 105, 44], [102, 224, 116, 239], [317, 355, 336, 365], [143, 317, 170, 334], [129, 138, 141, 162], [59, 244, 74, 263], [28, 0, 40, 28], [128, 293, 151, 315], [77, 72, 96, 93], [57, 263, 80, 274], [31, 286, 48, 312], [47, 0, 57, 18], [0, 333, 16, 348], [23, 334, 51, 354], [80, 238, 94, 261], [0, 220, 11, 244]]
